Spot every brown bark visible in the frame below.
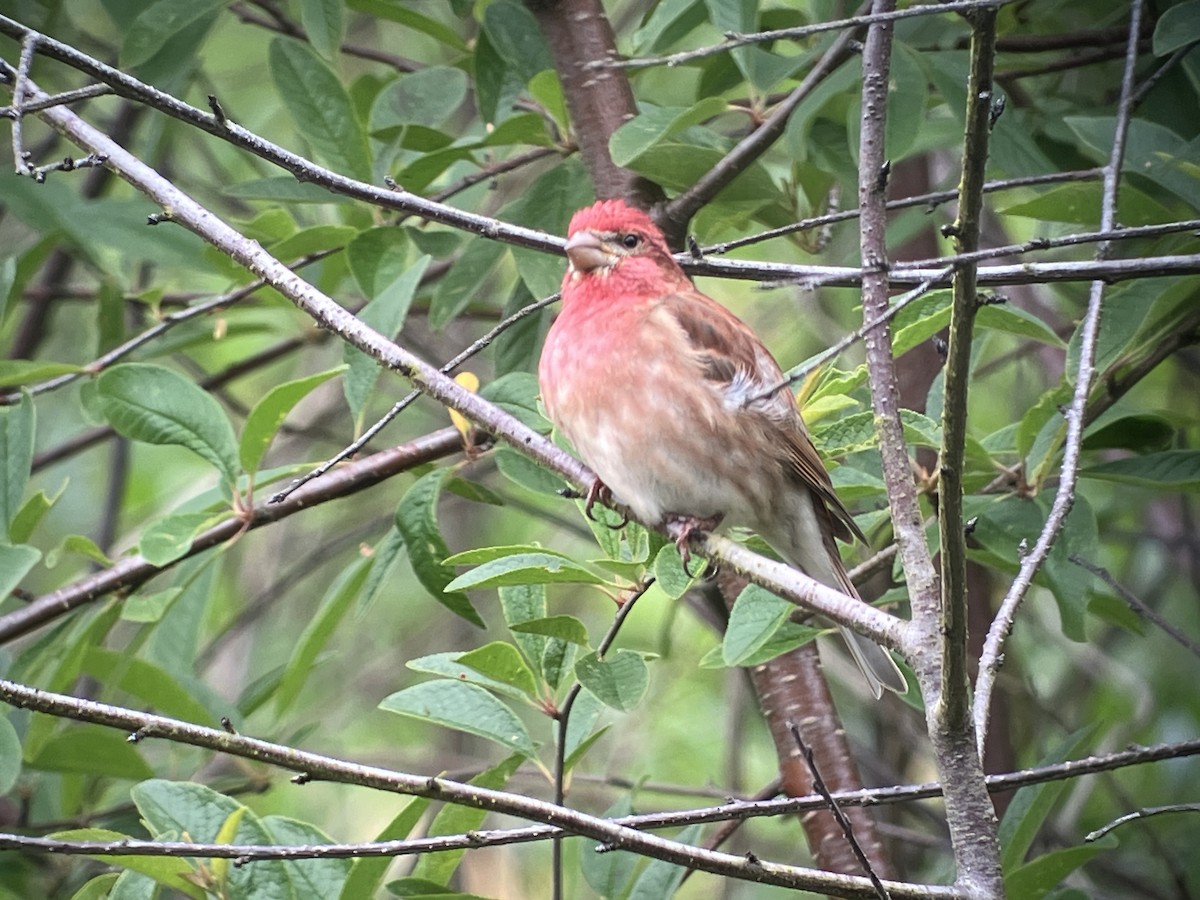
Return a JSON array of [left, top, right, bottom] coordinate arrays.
[[524, 0, 662, 208]]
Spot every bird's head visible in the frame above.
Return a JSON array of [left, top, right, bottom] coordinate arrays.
[[563, 199, 678, 284]]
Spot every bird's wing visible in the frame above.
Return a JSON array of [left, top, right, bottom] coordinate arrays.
[[656, 288, 867, 546]]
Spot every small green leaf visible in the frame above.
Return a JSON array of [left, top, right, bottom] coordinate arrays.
[[97, 364, 240, 486], [626, 823, 703, 899], [445, 552, 608, 592], [121, 0, 224, 68], [581, 797, 638, 898], [455, 641, 539, 698], [347, 227, 411, 300], [575, 650, 648, 711], [370, 66, 469, 135], [724, 584, 793, 666], [269, 224, 357, 261], [1082, 450, 1200, 491], [1153, 1, 1200, 55], [139, 511, 226, 566], [509, 615, 591, 646], [121, 588, 183, 624], [407, 652, 533, 701], [652, 544, 696, 599], [300, 0, 345, 60], [49, 828, 203, 899], [445, 543, 564, 565], [1082, 414, 1176, 454], [609, 99, 728, 166], [0, 715, 20, 794], [344, 257, 430, 425], [0, 391, 34, 538], [269, 37, 372, 180], [337, 796, 430, 900], [0, 360, 82, 387], [30, 726, 153, 780], [499, 583, 549, 674], [9, 482, 65, 545], [0, 542, 40, 599], [1000, 725, 1100, 869], [410, 754, 523, 885], [396, 469, 484, 626], [1005, 839, 1117, 900], [240, 365, 347, 473], [429, 237, 506, 329], [380, 681, 536, 756], [276, 557, 372, 717], [482, 0, 554, 83]]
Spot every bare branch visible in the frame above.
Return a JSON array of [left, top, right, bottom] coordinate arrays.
[[973, 0, 1148, 757]]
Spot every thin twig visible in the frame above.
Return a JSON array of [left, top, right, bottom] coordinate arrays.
[[1068, 554, 1200, 659], [553, 581, 652, 900], [9, 33, 37, 175], [1085, 804, 1200, 842], [269, 291, 560, 503], [603, 0, 1015, 70], [0, 81, 111, 116], [789, 723, 890, 899], [973, 0, 1147, 756]]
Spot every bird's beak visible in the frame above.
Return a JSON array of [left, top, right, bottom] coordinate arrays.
[[564, 230, 612, 273]]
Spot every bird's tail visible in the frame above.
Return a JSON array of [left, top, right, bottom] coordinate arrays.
[[836, 624, 906, 700]]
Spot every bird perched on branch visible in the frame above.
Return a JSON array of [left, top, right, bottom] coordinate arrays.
[[538, 198, 905, 698]]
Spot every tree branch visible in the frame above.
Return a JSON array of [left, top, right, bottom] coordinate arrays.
[[973, 0, 1147, 756]]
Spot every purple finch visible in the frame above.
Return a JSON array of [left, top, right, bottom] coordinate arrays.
[[538, 199, 905, 697]]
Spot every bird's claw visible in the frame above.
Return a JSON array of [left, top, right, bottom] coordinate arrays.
[[670, 513, 723, 579], [584, 479, 627, 529]]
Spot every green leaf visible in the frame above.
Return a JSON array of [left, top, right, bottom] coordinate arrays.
[[240, 365, 347, 473], [0, 715, 20, 794], [430, 236, 506, 329], [581, 797, 638, 898], [130, 780, 297, 898], [723, 583, 793, 666], [1082, 450, 1200, 491], [1082, 414, 1176, 454], [121, 0, 224, 68], [269, 37, 373, 181], [9, 483, 63, 545], [562, 688, 606, 771], [1005, 839, 1116, 900], [499, 583, 549, 675], [626, 823, 703, 899], [49, 828, 203, 899], [0, 360, 82, 387], [97, 364, 240, 486], [455, 641, 539, 698], [815, 408, 941, 456], [410, 754, 523, 885], [300, 0, 345, 60], [1153, 1, 1200, 56], [509, 615, 591, 646], [1000, 726, 1100, 869], [609, 99, 729, 166], [575, 650, 648, 711], [276, 557, 372, 717], [407, 651, 533, 701], [0, 391, 33, 539], [82, 649, 218, 726], [29, 726, 153, 780], [346, 0, 468, 50], [263, 816, 353, 898], [482, 0, 554, 83], [0, 542, 41, 600], [337, 796, 431, 900], [269, 224, 357, 261], [347, 227, 411, 299], [68, 873, 120, 900], [445, 552, 608, 592], [138, 510, 226, 566], [344, 256, 430, 424], [121, 588, 183, 624], [495, 447, 567, 495], [652, 544, 696, 599], [226, 176, 353, 204], [370, 66, 469, 135], [396, 469, 484, 626], [379, 681, 536, 756]]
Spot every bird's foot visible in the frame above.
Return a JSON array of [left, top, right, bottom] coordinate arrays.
[[584, 479, 627, 529], [669, 512, 723, 578]]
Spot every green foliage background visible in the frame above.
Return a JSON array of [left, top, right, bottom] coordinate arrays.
[[0, 0, 1198, 897]]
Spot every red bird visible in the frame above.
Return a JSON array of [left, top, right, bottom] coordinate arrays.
[[538, 199, 905, 697]]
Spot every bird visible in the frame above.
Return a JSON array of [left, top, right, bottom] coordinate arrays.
[[537, 198, 906, 698]]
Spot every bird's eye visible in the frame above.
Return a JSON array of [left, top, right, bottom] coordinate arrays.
[[621, 233, 641, 249]]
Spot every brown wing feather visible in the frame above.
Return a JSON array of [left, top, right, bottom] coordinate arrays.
[[656, 289, 867, 547]]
